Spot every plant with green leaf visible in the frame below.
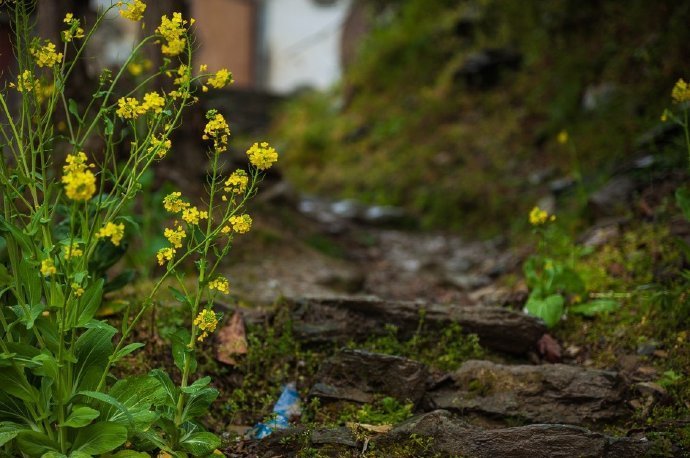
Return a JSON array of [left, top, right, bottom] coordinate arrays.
[[0, 1, 274, 456], [523, 206, 618, 327]]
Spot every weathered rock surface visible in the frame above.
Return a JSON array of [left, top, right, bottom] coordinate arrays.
[[426, 360, 626, 424], [309, 349, 429, 405], [376, 410, 652, 458], [288, 296, 546, 355]]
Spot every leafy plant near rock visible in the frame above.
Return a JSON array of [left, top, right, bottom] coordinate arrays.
[[0, 1, 277, 455]]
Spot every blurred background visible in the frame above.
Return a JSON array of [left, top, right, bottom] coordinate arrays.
[[3, 0, 690, 237]]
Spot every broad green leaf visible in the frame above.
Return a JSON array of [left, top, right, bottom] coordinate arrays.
[[181, 376, 211, 394], [0, 367, 39, 402], [74, 326, 115, 392], [182, 387, 218, 422], [180, 431, 220, 456], [18, 257, 42, 306], [570, 299, 619, 317], [61, 405, 100, 428], [109, 451, 151, 457], [16, 430, 60, 456], [676, 187, 690, 221], [103, 270, 137, 294], [171, 330, 196, 373], [106, 376, 164, 430], [525, 293, 564, 328], [0, 263, 12, 288], [110, 343, 145, 364], [75, 279, 105, 328], [0, 216, 34, 255], [0, 421, 24, 446], [168, 286, 191, 307], [68, 98, 82, 123], [149, 369, 177, 407], [11, 303, 45, 330], [76, 391, 133, 427], [72, 422, 127, 455]]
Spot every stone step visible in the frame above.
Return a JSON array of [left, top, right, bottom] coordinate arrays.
[[288, 296, 546, 355]]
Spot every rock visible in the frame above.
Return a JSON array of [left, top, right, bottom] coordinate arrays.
[[580, 224, 620, 248], [361, 205, 408, 226], [244, 426, 359, 456], [309, 349, 429, 405], [287, 296, 546, 355], [375, 410, 651, 458], [537, 333, 562, 363], [637, 339, 660, 356], [444, 273, 492, 291], [549, 176, 577, 195], [582, 82, 619, 111], [635, 381, 667, 398], [455, 48, 522, 89], [588, 177, 636, 218], [426, 360, 626, 424]]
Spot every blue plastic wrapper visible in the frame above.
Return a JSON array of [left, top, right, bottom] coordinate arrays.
[[252, 382, 301, 439]]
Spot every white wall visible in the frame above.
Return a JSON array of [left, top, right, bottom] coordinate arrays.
[[264, 0, 351, 94]]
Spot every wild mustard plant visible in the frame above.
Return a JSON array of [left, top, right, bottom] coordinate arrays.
[[0, 1, 273, 455], [524, 207, 618, 327], [666, 78, 690, 220]]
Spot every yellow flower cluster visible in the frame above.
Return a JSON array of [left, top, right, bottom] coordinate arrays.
[[156, 247, 176, 266], [31, 40, 63, 68], [71, 283, 85, 297], [115, 92, 166, 119], [164, 225, 186, 248], [557, 130, 568, 145], [41, 258, 56, 276], [529, 206, 556, 226], [156, 13, 189, 57], [207, 69, 234, 89], [11, 70, 40, 93], [672, 79, 690, 104], [63, 242, 83, 260], [62, 13, 85, 42], [193, 308, 219, 342], [203, 110, 230, 153], [118, 0, 146, 21], [208, 276, 229, 294], [228, 214, 252, 234], [148, 135, 172, 159], [163, 192, 189, 213], [62, 152, 96, 201], [224, 170, 248, 195], [246, 142, 278, 170], [181, 206, 208, 225], [96, 222, 125, 246]]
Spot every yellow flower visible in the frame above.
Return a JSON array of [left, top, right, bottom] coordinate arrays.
[[41, 258, 57, 276], [62, 13, 85, 42], [208, 276, 230, 294], [148, 135, 172, 159], [672, 78, 690, 104], [661, 111, 668, 122], [224, 169, 248, 195], [156, 247, 176, 266], [31, 40, 63, 68], [63, 242, 83, 260], [156, 13, 188, 56], [207, 69, 233, 89], [529, 206, 555, 226], [246, 142, 278, 170], [164, 225, 186, 249], [96, 222, 126, 246], [62, 165, 96, 201], [173, 64, 191, 86], [181, 206, 208, 225], [118, 0, 146, 21], [229, 214, 252, 234], [163, 192, 189, 213], [12, 70, 40, 93], [71, 283, 85, 297], [127, 62, 144, 76], [142, 91, 165, 113], [199, 64, 208, 72], [63, 13, 74, 23], [556, 130, 568, 145], [202, 110, 230, 153], [116, 97, 146, 119], [193, 308, 219, 342]]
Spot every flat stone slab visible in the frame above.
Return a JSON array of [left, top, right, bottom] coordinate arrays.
[[309, 349, 429, 405], [376, 410, 651, 458], [427, 360, 626, 424], [288, 296, 546, 355]]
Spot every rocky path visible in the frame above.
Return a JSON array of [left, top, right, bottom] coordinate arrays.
[[221, 193, 656, 457]]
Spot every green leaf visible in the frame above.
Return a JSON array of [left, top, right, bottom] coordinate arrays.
[[0, 263, 12, 288], [168, 286, 191, 307], [61, 405, 100, 428], [109, 451, 151, 457], [182, 387, 218, 422], [72, 422, 127, 455], [677, 186, 690, 221], [106, 376, 164, 431], [0, 421, 24, 446], [75, 279, 105, 328], [525, 293, 564, 328], [570, 299, 619, 317], [73, 326, 115, 391], [180, 431, 220, 456], [181, 376, 211, 394], [171, 330, 196, 373], [16, 430, 60, 456], [11, 302, 45, 330], [104, 269, 137, 294], [110, 343, 145, 364], [68, 98, 82, 123], [76, 391, 133, 428], [0, 367, 39, 402], [18, 257, 42, 306], [0, 215, 34, 255], [149, 369, 177, 407]]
